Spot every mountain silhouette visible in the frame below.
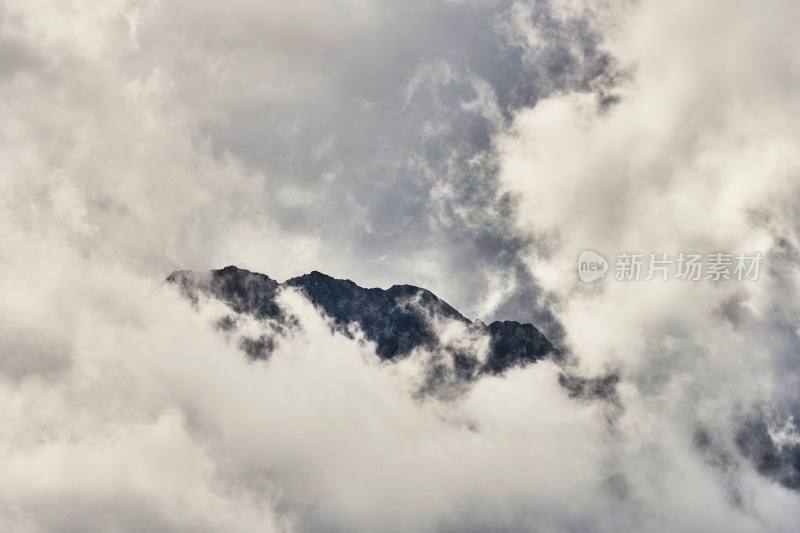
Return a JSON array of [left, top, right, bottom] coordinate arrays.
[[167, 265, 558, 376]]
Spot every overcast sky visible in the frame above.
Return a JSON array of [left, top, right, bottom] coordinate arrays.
[[1, 0, 800, 531]]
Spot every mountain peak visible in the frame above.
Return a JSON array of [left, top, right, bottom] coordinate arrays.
[[168, 266, 558, 375]]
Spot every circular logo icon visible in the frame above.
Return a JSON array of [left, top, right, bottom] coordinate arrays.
[[577, 250, 608, 283]]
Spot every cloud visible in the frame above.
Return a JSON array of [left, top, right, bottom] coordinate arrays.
[[1, 0, 799, 531], [122, 0, 616, 330], [498, 0, 800, 526]]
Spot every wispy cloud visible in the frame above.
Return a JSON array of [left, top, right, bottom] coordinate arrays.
[[1, 0, 799, 531]]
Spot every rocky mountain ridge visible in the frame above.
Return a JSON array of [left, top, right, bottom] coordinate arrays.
[[167, 265, 558, 377]]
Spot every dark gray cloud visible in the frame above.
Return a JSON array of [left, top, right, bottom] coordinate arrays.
[[124, 0, 619, 339]]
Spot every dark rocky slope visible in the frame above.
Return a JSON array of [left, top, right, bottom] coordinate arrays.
[[167, 265, 557, 375]]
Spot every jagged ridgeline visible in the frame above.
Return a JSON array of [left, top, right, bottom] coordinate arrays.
[[166, 266, 558, 376]]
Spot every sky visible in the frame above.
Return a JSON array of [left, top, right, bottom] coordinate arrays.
[[1, 0, 800, 531]]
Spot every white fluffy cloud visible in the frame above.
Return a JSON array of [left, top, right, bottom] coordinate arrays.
[[499, 0, 800, 528], [1, 0, 800, 531]]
